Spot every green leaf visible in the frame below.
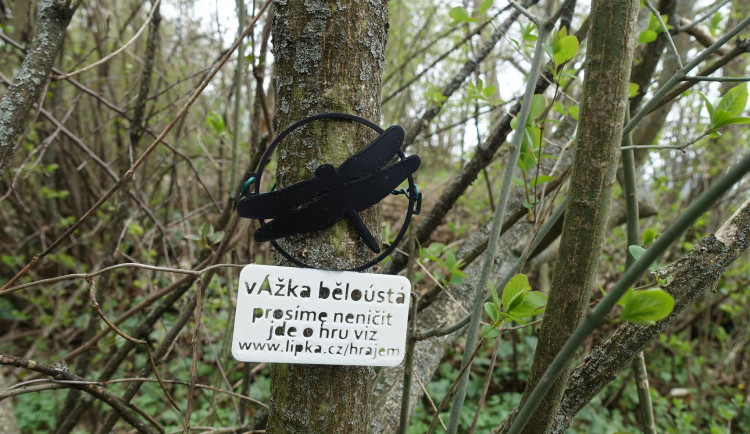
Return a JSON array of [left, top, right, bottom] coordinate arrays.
[[483, 85, 497, 99], [710, 12, 722, 31], [449, 6, 477, 24], [711, 109, 734, 130], [498, 310, 527, 325], [642, 228, 657, 247], [479, 0, 493, 15], [206, 111, 225, 136], [521, 23, 537, 42], [553, 35, 578, 66], [543, 43, 554, 63], [616, 287, 634, 308], [445, 250, 457, 271], [699, 91, 715, 121], [482, 324, 499, 338], [528, 94, 547, 121], [508, 291, 547, 319], [638, 30, 657, 44], [529, 175, 555, 188], [568, 105, 579, 120], [427, 88, 447, 106], [628, 82, 640, 98], [502, 274, 530, 312], [208, 231, 224, 244], [489, 281, 501, 309], [448, 273, 464, 286], [425, 242, 444, 258], [628, 245, 658, 271], [484, 302, 500, 322], [724, 116, 750, 125], [629, 245, 646, 259], [127, 222, 144, 237], [619, 288, 675, 325], [717, 84, 748, 117]]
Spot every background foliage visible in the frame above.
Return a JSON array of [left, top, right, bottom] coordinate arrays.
[[1, 0, 750, 432]]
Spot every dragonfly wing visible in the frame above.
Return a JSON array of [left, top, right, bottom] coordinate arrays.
[[337, 125, 405, 180], [344, 155, 421, 211], [236, 177, 325, 219], [254, 194, 345, 241]]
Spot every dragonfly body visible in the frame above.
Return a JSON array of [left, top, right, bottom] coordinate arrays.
[[237, 125, 420, 254]]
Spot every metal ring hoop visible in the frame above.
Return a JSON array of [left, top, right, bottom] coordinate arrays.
[[251, 112, 419, 272]]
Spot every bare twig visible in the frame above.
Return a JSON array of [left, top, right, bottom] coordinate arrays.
[[414, 370, 447, 431], [88, 278, 179, 411], [684, 75, 750, 82], [0, 354, 162, 434], [52, 0, 162, 80], [644, 0, 683, 69], [1, 377, 267, 408], [184, 277, 204, 433], [3, 262, 244, 294]]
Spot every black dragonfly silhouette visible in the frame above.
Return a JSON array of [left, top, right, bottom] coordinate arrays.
[[236, 125, 420, 253]]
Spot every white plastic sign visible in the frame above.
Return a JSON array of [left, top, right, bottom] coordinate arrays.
[[231, 264, 410, 366]]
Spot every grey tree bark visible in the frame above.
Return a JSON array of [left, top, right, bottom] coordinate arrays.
[[0, 0, 75, 178], [266, 1, 388, 432]]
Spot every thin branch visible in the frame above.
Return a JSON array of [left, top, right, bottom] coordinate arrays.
[[0, 354, 161, 434], [676, 0, 732, 33], [382, 14, 497, 105], [507, 0, 539, 25], [1, 377, 267, 408], [622, 128, 711, 152], [414, 370, 447, 431], [89, 278, 145, 345], [2, 262, 244, 294], [184, 277, 204, 432], [429, 337, 487, 433], [96, 216, 241, 432], [52, 0, 162, 80], [544, 0, 576, 30], [88, 277, 179, 411], [650, 40, 750, 113], [445, 20, 551, 432], [229, 0, 246, 198], [401, 2, 532, 149], [382, 13, 587, 276], [684, 75, 750, 82], [644, 0, 683, 69], [0, 33, 221, 209], [621, 106, 656, 433], [625, 15, 750, 136], [554, 194, 750, 432]]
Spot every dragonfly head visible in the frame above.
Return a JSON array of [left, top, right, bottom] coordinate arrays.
[[314, 164, 338, 185]]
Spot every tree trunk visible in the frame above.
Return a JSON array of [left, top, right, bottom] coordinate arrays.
[[0, 0, 75, 177], [266, 1, 388, 432], [495, 1, 640, 432]]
